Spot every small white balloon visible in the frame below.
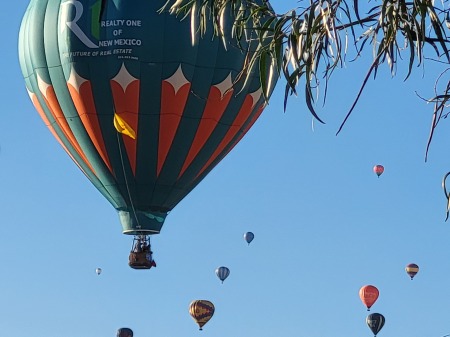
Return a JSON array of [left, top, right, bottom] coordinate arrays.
[[95, 268, 102, 275]]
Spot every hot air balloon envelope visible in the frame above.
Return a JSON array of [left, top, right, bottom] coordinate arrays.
[[117, 328, 133, 337], [215, 266, 230, 283], [244, 232, 254, 245], [373, 165, 384, 177], [95, 268, 102, 275], [189, 300, 215, 330], [18, 0, 278, 238], [359, 285, 379, 310], [405, 263, 419, 280], [366, 313, 385, 336]]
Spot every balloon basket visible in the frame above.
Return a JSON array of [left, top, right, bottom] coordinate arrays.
[[128, 236, 156, 270]]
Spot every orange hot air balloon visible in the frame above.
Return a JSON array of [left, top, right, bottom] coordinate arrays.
[[405, 263, 419, 280], [373, 165, 384, 177], [189, 300, 215, 330], [359, 285, 379, 311]]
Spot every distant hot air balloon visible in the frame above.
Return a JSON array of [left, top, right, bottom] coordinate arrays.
[[373, 165, 384, 177], [244, 232, 254, 245], [359, 285, 379, 311], [117, 328, 133, 337], [189, 300, 215, 330], [405, 263, 419, 280], [366, 313, 385, 337], [19, 0, 279, 267], [95, 268, 102, 275], [215, 266, 230, 283]]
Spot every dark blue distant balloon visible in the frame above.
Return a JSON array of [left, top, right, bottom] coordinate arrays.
[[244, 232, 254, 245], [117, 328, 133, 337], [366, 313, 385, 336], [215, 266, 230, 283]]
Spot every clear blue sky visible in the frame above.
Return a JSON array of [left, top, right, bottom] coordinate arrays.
[[2, 1, 450, 336]]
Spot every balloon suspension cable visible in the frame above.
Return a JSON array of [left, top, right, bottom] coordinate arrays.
[[442, 172, 450, 221], [116, 131, 141, 229]]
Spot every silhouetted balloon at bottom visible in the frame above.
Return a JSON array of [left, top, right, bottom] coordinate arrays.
[[189, 300, 215, 330], [366, 313, 385, 336], [117, 328, 133, 337]]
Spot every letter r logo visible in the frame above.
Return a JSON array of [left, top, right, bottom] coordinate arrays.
[[60, 0, 99, 48]]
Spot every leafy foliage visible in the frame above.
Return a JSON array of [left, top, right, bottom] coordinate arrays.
[[162, 0, 450, 133]]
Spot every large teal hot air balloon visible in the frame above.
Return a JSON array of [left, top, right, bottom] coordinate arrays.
[[18, 0, 278, 265]]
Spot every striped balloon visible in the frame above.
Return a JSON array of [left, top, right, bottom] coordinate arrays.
[[215, 266, 230, 283], [405, 263, 419, 280], [189, 300, 215, 330], [18, 0, 278, 237]]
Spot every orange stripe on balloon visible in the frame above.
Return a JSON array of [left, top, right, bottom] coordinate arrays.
[[42, 86, 96, 174], [157, 80, 191, 176], [194, 93, 258, 179], [178, 86, 233, 178], [68, 81, 113, 173], [111, 79, 140, 175], [221, 103, 265, 159], [30, 92, 88, 174]]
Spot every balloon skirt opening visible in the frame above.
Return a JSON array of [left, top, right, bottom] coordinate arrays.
[[119, 210, 167, 235]]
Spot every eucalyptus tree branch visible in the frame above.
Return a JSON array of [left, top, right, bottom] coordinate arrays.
[[162, 0, 450, 135]]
